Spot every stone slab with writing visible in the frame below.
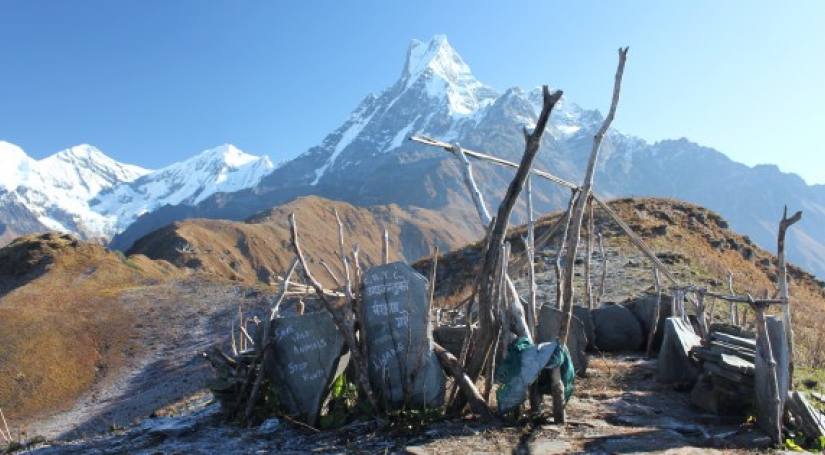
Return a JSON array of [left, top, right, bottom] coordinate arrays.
[[362, 262, 446, 409], [266, 311, 348, 426]]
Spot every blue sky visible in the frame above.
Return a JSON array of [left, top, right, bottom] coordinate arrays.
[[1, 1, 823, 183]]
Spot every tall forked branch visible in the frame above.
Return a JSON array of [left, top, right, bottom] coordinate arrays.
[[777, 205, 802, 382], [559, 47, 628, 346], [463, 86, 563, 382]]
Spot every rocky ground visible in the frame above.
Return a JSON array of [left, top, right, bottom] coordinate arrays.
[[18, 355, 775, 454]]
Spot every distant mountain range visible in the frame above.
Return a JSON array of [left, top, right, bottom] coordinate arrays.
[[1, 35, 823, 279], [0, 142, 274, 244]]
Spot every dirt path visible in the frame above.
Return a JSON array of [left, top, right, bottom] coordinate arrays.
[[24, 353, 773, 454], [24, 278, 271, 440]]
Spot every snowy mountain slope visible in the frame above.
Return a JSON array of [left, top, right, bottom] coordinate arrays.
[[0, 141, 150, 238], [0, 141, 274, 241], [91, 144, 275, 234]]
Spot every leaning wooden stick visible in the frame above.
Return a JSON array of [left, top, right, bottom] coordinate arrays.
[[584, 196, 595, 309], [432, 342, 497, 421], [776, 205, 801, 382], [452, 142, 492, 224]]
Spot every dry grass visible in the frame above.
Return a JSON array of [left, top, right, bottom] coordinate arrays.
[[0, 234, 180, 423], [128, 195, 479, 289]]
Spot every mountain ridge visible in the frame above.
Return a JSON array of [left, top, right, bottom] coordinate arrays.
[[3, 35, 824, 279]]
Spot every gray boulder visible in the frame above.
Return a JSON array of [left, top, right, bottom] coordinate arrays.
[[573, 305, 596, 350], [536, 305, 588, 376], [625, 293, 673, 351], [592, 303, 644, 352]]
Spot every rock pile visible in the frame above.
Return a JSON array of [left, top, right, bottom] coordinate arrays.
[[689, 325, 757, 415]]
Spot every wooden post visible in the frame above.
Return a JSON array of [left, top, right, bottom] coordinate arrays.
[[525, 175, 537, 334], [777, 206, 801, 383], [550, 367, 565, 423], [597, 231, 607, 304], [646, 268, 661, 357], [584, 196, 595, 309], [727, 271, 737, 326], [559, 47, 629, 347], [555, 190, 580, 309], [526, 175, 542, 414]]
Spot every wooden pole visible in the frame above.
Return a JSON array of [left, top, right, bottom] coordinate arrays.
[[597, 231, 607, 304], [777, 205, 802, 383], [559, 47, 629, 347], [646, 268, 661, 357], [333, 209, 354, 302], [526, 175, 537, 334], [727, 271, 737, 326], [555, 190, 580, 309], [526, 175, 543, 414], [584, 196, 595, 309]]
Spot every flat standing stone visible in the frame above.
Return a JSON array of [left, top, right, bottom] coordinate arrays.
[[362, 262, 445, 409], [267, 311, 348, 426]]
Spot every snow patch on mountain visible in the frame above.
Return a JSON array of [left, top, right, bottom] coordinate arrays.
[[401, 35, 496, 117]]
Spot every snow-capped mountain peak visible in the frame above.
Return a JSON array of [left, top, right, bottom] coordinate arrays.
[[400, 35, 496, 116], [39, 144, 150, 191], [0, 141, 35, 191]]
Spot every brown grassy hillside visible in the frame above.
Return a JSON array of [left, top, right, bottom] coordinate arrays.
[[417, 197, 825, 368], [128, 195, 480, 287], [0, 233, 181, 421]]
